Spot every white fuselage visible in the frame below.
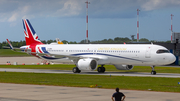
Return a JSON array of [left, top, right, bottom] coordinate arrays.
[[22, 44, 176, 66]]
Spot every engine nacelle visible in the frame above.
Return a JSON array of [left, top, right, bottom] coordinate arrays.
[[114, 64, 133, 70], [77, 59, 98, 71]]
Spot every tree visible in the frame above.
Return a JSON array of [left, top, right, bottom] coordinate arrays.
[[47, 40, 55, 44], [139, 38, 149, 42], [41, 40, 47, 44], [62, 40, 69, 44]]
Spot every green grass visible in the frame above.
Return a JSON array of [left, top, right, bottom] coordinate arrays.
[[0, 65, 180, 74], [0, 72, 180, 92], [0, 49, 30, 57]]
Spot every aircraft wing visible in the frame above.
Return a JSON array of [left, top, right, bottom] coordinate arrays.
[[34, 52, 107, 63]]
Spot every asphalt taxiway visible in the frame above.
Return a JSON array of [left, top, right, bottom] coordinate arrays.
[[0, 57, 42, 65], [0, 83, 180, 101]]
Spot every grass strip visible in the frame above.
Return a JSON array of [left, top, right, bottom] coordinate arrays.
[[0, 49, 30, 57], [0, 72, 180, 93], [0, 65, 180, 74]]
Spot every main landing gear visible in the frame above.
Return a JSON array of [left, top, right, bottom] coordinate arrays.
[[72, 65, 106, 73], [97, 65, 106, 73], [72, 67, 81, 73], [151, 66, 156, 75]]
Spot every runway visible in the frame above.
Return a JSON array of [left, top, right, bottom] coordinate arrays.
[[0, 83, 180, 101], [0, 68, 180, 78]]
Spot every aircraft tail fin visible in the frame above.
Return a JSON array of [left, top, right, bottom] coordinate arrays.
[[56, 38, 64, 44], [22, 19, 43, 45], [6, 39, 14, 50]]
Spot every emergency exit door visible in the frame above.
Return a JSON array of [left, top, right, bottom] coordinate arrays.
[[145, 47, 151, 58]]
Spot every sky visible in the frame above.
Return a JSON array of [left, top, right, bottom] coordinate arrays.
[[0, 0, 180, 43]]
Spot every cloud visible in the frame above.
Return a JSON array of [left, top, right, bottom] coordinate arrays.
[[54, 0, 83, 17], [141, 0, 180, 11], [0, 0, 180, 22], [0, 0, 84, 22]]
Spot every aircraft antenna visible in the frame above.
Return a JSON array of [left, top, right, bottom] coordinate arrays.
[[85, 0, 90, 44], [137, 9, 140, 42], [171, 14, 174, 43]]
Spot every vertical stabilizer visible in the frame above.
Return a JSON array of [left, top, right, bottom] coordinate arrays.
[[56, 38, 64, 44], [22, 19, 43, 45]]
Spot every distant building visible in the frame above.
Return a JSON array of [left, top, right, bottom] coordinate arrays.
[[172, 32, 180, 43]]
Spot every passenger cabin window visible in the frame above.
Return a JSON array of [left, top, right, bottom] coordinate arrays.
[[156, 49, 170, 54]]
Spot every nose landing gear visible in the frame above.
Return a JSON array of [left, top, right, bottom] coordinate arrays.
[[151, 66, 156, 75]]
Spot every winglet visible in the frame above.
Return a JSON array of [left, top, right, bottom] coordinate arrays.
[[6, 39, 14, 50]]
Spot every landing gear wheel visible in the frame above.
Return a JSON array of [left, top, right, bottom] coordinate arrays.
[[97, 67, 105, 73], [150, 66, 156, 75], [151, 71, 156, 75], [77, 70, 81, 73], [72, 67, 81, 73], [97, 67, 102, 73], [72, 67, 77, 73], [102, 67, 105, 73]]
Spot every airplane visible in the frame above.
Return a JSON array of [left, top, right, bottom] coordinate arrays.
[[6, 19, 176, 75]]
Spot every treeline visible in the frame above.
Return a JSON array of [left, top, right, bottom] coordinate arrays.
[[0, 37, 170, 49], [0, 40, 75, 49]]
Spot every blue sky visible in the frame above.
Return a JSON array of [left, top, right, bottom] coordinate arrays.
[[0, 0, 180, 42]]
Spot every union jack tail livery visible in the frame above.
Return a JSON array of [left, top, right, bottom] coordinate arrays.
[[22, 19, 43, 45]]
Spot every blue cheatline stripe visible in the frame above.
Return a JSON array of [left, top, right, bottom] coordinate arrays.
[[41, 47, 49, 53], [71, 53, 93, 56], [71, 53, 145, 62]]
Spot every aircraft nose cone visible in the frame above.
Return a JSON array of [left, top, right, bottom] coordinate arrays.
[[171, 54, 176, 63]]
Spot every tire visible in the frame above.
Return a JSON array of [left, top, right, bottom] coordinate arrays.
[[72, 67, 77, 73], [102, 67, 105, 73], [151, 71, 156, 75], [77, 70, 81, 73], [97, 67, 102, 73], [97, 67, 105, 73], [153, 71, 156, 75]]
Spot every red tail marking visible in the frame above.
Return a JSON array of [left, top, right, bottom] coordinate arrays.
[[38, 47, 43, 53], [24, 20, 43, 45]]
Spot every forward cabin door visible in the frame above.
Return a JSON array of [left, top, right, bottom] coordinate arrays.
[[93, 48, 97, 55], [145, 47, 151, 58]]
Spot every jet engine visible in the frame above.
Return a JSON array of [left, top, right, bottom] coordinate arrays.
[[114, 64, 133, 70], [77, 59, 98, 71]]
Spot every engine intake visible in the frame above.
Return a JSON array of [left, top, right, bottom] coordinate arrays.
[[77, 59, 98, 71], [114, 64, 133, 70]]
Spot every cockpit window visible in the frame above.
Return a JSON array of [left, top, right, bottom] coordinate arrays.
[[156, 49, 170, 54]]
